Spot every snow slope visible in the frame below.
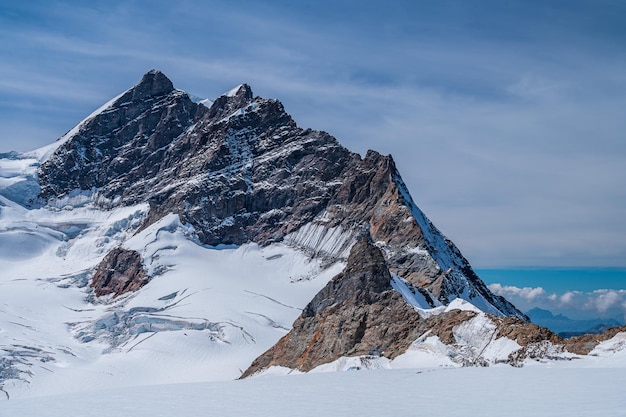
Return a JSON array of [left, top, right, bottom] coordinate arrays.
[[1, 155, 347, 399], [2, 365, 624, 417]]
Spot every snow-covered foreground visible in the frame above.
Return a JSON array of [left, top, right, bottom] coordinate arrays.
[[2, 365, 625, 417]]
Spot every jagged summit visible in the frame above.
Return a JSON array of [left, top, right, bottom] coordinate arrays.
[[205, 83, 255, 120], [131, 69, 175, 100], [38, 71, 203, 201], [224, 83, 253, 99]]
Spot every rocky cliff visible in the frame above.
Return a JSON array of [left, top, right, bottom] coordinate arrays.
[[242, 236, 426, 376]]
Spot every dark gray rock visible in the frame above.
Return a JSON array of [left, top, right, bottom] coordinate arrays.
[[39, 70, 205, 201]]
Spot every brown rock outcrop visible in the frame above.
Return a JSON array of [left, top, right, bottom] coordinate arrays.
[[241, 236, 427, 376], [562, 325, 626, 355], [492, 316, 563, 347], [91, 247, 149, 297]]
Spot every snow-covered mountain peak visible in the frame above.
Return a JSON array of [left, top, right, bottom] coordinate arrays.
[[3, 70, 623, 400], [31, 71, 526, 320], [223, 83, 253, 99]]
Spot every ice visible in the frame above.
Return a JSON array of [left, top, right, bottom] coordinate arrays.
[[0, 200, 346, 399], [187, 92, 214, 107], [283, 221, 356, 262], [390, 273, 440, 311]]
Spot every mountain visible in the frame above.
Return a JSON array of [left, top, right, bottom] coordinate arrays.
[[1, 70, 624, 399], [36, 69, 524, 317], [526, 307, 623, 336]]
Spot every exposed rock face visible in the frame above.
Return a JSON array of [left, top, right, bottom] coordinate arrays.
[[40, 70, 205, 201], [562, 325, 626, 355], [38, 70, 525, 319], [240, 233, 581, 376], [492, 316, 563, 347], [91, 247, 149, 297], [242, 236, 427, 376]]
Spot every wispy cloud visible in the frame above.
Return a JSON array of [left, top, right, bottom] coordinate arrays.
[[1, 0, 624, 268]]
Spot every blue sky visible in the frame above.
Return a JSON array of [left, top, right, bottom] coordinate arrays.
[[1, 0, 625, 271]]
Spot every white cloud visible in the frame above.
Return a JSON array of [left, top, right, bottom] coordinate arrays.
[[587, 290, 623, 314], [487, 283, 545, 301], [489, 284, 626, 321], [560, 291, 579, 306]]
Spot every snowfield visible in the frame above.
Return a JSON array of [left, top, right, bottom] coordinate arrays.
[[2, 365, 625, 417], [0, 198, 344, 398]]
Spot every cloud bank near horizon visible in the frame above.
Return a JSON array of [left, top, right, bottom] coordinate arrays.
[[489, 283, 626, 322]]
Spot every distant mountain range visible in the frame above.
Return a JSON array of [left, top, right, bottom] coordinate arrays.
[[526, 307, 623, 337]]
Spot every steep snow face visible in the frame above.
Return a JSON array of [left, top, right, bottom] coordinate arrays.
[[224, 84, 247, 97], [390, 273, 442, 313], [391, 171, 526, 319], [283, 221, 356, 262]]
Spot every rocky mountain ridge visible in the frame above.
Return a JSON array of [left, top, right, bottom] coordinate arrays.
[[39, 70, 524, 319], [242, 236, 624, 376]]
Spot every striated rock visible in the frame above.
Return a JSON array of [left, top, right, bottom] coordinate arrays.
[[91, 247, 149, 297]]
